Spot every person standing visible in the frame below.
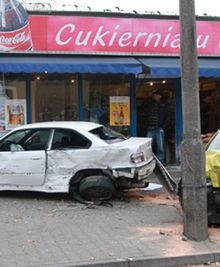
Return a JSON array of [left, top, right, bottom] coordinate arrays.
[[146, 89, 169, 165]]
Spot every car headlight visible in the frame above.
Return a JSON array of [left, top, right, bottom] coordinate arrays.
[[130, 152, 144, 164]]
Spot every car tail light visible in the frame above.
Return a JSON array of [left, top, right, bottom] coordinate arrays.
[[130, 152, 145, 164]]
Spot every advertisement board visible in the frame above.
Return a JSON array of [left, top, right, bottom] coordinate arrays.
[[5, 99, 27, 130], [110, 96, 130, 126], [1, 0, 220, 55], [0, 82, 6, 130]]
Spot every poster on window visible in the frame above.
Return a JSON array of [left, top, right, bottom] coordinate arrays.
[[0, 82, 6, 130], [0, 103, 5, 130], [110, 96, 130, 126], [5, 99, 26, 129]]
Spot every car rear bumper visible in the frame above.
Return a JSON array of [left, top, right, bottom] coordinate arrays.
[[113, 159, 156, 181], [136, 159, 156, 180]]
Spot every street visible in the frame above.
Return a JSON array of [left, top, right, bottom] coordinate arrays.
[[0, 186, 219, 267]]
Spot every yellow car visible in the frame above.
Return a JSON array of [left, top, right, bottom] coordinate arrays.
[[205, 130, 220, 224]]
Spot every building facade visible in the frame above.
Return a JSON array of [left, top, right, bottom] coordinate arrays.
[[1, 7, 220, 163]]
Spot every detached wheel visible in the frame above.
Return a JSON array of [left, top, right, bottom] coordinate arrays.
[[79, 175, 116, 201]]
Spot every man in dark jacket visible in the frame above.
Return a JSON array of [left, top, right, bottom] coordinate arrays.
[[146, 89, 169, 164]]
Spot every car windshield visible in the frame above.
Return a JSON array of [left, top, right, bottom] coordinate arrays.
[[0, 130, 11, 138], [207, 131, 220, 150], [89, 126, 126, 144]]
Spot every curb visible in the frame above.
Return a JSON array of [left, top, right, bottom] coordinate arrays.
[[66, 252, 220, 267]]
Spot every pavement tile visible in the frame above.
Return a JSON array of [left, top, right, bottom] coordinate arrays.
[[0, 189, 219, 267]]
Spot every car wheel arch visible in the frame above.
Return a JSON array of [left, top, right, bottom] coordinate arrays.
[[79, 175, 116, 201], [69, 169, 114, 187]]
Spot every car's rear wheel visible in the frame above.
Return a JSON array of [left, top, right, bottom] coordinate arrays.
[[79, 175, 116, 201]]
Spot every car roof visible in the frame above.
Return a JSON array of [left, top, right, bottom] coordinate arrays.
[[13, 121, 102, 132]]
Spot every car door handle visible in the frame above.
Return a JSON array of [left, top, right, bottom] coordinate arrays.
[[31, 156, 41, 160]]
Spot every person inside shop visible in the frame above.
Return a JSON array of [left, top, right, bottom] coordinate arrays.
[[200, 94, 214, 144], [145, 89, 169, 165]]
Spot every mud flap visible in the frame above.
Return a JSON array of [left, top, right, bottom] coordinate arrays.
[[153, 154, 179, 197]]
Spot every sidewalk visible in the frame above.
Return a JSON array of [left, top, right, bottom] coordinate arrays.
[[0, 184, 219, 267]]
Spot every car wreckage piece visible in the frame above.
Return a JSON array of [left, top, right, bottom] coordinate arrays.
[[206, 151, 220, 225], [69, 153, 179, 205], [150, 154, 220, 226], [153, 154, 178, 197]]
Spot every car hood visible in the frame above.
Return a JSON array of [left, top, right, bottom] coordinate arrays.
[[206, 150, 220, 188]]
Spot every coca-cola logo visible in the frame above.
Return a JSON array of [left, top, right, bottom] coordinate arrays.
[[0, 31, 27, 46], [0, 23, 32, 52]]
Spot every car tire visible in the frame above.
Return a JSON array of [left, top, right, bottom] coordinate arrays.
[[79, 175, 116, 201]]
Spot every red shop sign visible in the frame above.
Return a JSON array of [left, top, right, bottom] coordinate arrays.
[[3, 13, 220, 55]]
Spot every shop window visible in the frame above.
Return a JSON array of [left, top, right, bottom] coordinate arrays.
[[0, 75, 26, 130], [200, 80, 220, 134], [31, 74, 78, 122], [83, 74, 131, 136]]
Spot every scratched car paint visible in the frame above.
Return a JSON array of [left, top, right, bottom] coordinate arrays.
[[0, 121, 155, 200]]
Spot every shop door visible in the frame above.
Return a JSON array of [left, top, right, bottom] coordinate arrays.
[[136, 79, 176, 164]]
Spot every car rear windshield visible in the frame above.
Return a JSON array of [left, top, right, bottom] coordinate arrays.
[[207, 131, 220, 150], [89, 126, 126, 144]]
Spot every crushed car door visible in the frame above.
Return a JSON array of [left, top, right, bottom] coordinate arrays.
[[0, 128, 51, 186], [46, 128, 92, 181]]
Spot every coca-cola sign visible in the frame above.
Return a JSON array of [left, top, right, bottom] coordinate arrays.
[[0, 0, 33, 52], [5, 14, 220, 55], [0, 24, 32, 51]]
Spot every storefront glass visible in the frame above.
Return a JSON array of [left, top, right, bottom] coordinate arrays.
[[199, 78, 220, 135], [0, 74, 26, 130], [4, 78, 26, 99], [83, 74, 131, 136], [31, 74, 78, 122], [136, 78, 176, 163]]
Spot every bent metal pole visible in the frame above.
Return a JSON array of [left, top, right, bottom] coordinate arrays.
[[179, 0, 208, 241]]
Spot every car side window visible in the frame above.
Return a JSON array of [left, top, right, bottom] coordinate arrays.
[[22, 129, 51, 151], [51, 129, 91, 150], [0, 130, 27, 152], [0, 129, 51, 152]]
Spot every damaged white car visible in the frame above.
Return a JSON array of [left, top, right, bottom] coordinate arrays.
[[0, 121, 156, 201]]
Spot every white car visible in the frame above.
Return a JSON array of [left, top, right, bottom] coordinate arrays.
[[0, 121, 155, 201]]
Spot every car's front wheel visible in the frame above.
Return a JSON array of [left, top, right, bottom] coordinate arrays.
[[79, 175, 116, 201]]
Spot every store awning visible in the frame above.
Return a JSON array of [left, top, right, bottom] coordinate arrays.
[[198, 59, 220, 77], [138, 57, 220, 77], [138, 58, 180, 77], [0, 56, 142, 74]]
